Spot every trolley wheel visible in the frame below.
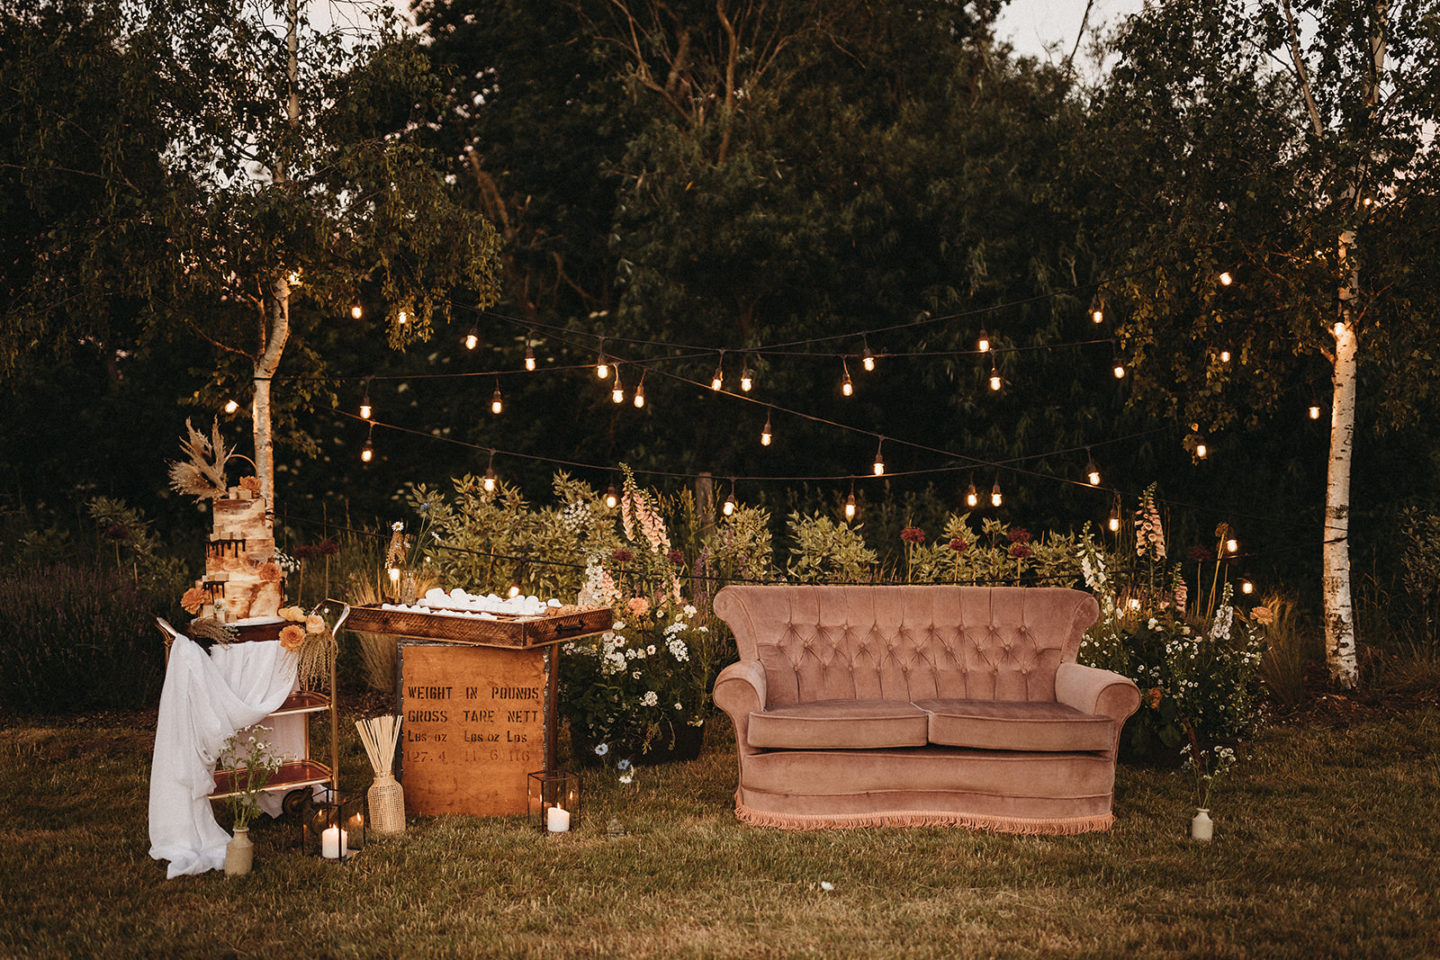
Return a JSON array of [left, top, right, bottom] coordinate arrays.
[[282, 787, 311, 818]]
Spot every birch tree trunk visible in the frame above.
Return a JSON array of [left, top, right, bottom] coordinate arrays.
[[252, 275, 291, 514], [1324, 256, 1359, 687]]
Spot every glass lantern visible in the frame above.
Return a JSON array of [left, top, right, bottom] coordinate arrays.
[[302, 788, 365, 861], [527, 769, 580, 834]]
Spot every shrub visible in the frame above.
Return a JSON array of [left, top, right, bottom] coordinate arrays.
[[0, 565, 165, 714]]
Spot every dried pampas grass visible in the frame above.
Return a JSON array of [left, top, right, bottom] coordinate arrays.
[[168, 418, 236, 502]]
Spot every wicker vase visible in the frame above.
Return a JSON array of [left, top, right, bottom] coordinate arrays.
[[367, 772, 406, 835], [224, 826, 253, 876]]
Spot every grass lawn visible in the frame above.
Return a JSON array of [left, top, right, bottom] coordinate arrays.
[[2, 704, 1437, 960]]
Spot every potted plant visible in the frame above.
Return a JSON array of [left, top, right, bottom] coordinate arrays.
[[216, 726, 282, 876]]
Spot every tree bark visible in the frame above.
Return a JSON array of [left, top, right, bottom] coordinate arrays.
[[253, 275, 291, 519], [1324, 262, 1359, 688]]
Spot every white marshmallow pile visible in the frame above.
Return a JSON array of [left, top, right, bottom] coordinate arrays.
[[377, 587, 562, 620]]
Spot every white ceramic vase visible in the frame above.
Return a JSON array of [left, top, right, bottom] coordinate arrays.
[[225, 826, 254, 876], [1190, 808, 1214, 842]]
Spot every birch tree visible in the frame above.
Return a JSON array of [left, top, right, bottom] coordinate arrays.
[[1087, 0, 1440, 686]]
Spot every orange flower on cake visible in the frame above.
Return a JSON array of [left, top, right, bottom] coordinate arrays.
[[305, 614, 326, 634], [279, 624, 306, 651], [240, 476, 262, 495], [180, 587, 207, 615]]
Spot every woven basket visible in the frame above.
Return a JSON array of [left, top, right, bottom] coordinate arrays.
[[367, 772, 406, 835]]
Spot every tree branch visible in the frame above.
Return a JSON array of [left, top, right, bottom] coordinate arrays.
[[1281, 0, 1325, 139]]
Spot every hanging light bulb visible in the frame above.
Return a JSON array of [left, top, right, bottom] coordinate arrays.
[[862, 340, 876, 372], [224, 399, 239, 414], [633, 375, 646, 409], [1113, 361, 1126, 379], [1226, 536, 1239, 555], [507, 581, 522, 599], [1085, 449, 1101, 487], [760, 413, 772, 447], [739, 362, 753, 392], [711, 353, 724, 391], [387, 565, 401, 584], [491, 383, 503, 415], [844, 491, 857, 521], [397, 309, 409, 324], [841, 358, 854, 396], [1219, 348, 1231, 363], [1240, 577, 1254, 595], [465, 326, 479, 350], [604, 484, 619, 509], [1108, 507, 1121, 533], [965, 478, 979, 509], [1091, 307, 1104, 324], [350, 302, 363, 320], [596, 340, 609, 379], [1219, 271, 1233, 286], [723, 483, 737, 517], [1309, 404, 1321, 420], [359, 382, 373, 420], [1196, 437, 1209, 460], [611, 368, 625, 404], [977, 328, 991, 353], [988, 358, 1002, 392], [991, 478, 1003, 508], [524, 342, 536, 372], [872, 439, 885, 476], [361, 422, 374, 463], [483, 451, 497, 492]]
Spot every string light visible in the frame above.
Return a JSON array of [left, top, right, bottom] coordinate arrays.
[[388, 565, 401, 584], [1226, 536, 1239, 554], [1108, 506, 1121, 533], [1240, 576, 1254, 595], [1192, 426, 1209, 460], [596, 339, 609, 379], [1219, 271, 1233, 286], [350, 302, 363, 320], [604, 484, 619, 509], [224, 399, 240, 414], [483, 451, 497, 492], [491, 382, 503, 415], [465, 326, 479, 350], [862, 340, 876, 372], [1084, 449, 1101, 487], [965, 477, 979, 509], [711, 352, 724, 391], [1218, 348, 1231, 363], [739, 361, 753, 392], [761, 412, 773, 447], [1091, 307, 1104, 324], [988, 357, 1002, 392], [360, 422, 374, 463], [507, 581, 522, 599], [723, 481, 737, 517], [397, 310, 409, 324], [633, 372, 647, 409], [359, 381, 373, 420], [1112, 360, 1126, 379], [873, 438, 885, 476], [524, 342, 536, 372], [990, 477, 1003, 508], [611, 367, 625, 404], [1309, 403, 1321, 420], [977, 328, 991, 353], [844, 483, 857, 521], [841, 359, 854, 397]]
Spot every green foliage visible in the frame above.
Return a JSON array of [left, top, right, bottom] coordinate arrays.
[[216, 727, 282, 831], [84, 497, 190, 602], [0, 565, 164, 714], [1396, 507, 1440, 651], [785, 513, 878, 583]]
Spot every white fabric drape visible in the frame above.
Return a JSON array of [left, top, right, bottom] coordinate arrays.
[[147, 633, 297, 878]]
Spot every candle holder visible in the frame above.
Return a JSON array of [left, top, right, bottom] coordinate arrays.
[[301, 788, 366, 861], [527, 769, 580, 834]]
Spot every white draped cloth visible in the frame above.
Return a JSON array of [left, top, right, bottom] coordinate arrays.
[[148, 633, 297, 878]]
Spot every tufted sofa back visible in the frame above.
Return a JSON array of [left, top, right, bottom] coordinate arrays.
[[713, 585, 1100, 705]]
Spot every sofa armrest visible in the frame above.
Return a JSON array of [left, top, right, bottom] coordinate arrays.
[[712, 659, 767, 751], [1055, 662, 1141, 723]]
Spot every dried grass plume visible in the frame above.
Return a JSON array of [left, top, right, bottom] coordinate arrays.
[[168, 418, 236, 502]]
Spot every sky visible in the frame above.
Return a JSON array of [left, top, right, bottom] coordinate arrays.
[[995, 0, 1146, 65]]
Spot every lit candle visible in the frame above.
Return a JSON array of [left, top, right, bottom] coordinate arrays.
[[546, 805, 571, 833], [322, 826, 348, 859]]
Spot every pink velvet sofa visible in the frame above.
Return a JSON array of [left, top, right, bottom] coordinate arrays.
[[711, 585, 1140, 833]]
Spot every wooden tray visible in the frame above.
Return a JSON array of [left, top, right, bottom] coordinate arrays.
[[342, 603, 613, 648], [210, 759, 330, 800]]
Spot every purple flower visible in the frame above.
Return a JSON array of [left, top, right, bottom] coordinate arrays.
[[900, 526, 926, 544]]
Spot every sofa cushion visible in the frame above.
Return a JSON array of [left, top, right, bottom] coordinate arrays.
[[914, 698, 1115, 752], [748, 699, 929, 750]]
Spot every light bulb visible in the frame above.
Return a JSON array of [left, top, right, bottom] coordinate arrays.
[[524, 345, 536, 371], [761, 414, 772, 446], [862, 346, 875, 372], [966, 482, 979, 509], [224, 399, 239, 414], [1219, 271, 1233, 286], [611, 382, 625, 404], [1219, 349, 1231, 363], [387, 566, 401, 584], [978, 329, 991, 353], [397, 310, 409, 324], [633, 383, 646, 408], [508, 582, 521, 599], [1196, 441, 1208, 460], [350, 303, 363, 320], [604, 485, 619, 509], [723, 492, 737, 516], [360, 398, 372, 420], [740, 366, 753, 392], [466, 329, 479, 350], [1108, 510, 1120, 533], [491, 387, 503, 415], [1113, 362, 1126, 379], [1226, 537, 1239, 554], [361, 441, 374, 463], [873, 451, 885, 477], [1088, 467, 1101, 487], [844, 494, 856, 521], [989, 366, 1002, 391], [1240, 578, 1254, 595], [842, 371, 854, 396], [991, 481, 1003, 508], [1309, 404, 1321, 420], [483, 468, 496, 493], [1091, 308, 1103, 324], [597, 353, 609, 379]]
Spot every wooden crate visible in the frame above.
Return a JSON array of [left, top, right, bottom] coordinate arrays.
[[398, 643, 551, 817], [345, 603, 611, 648]]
